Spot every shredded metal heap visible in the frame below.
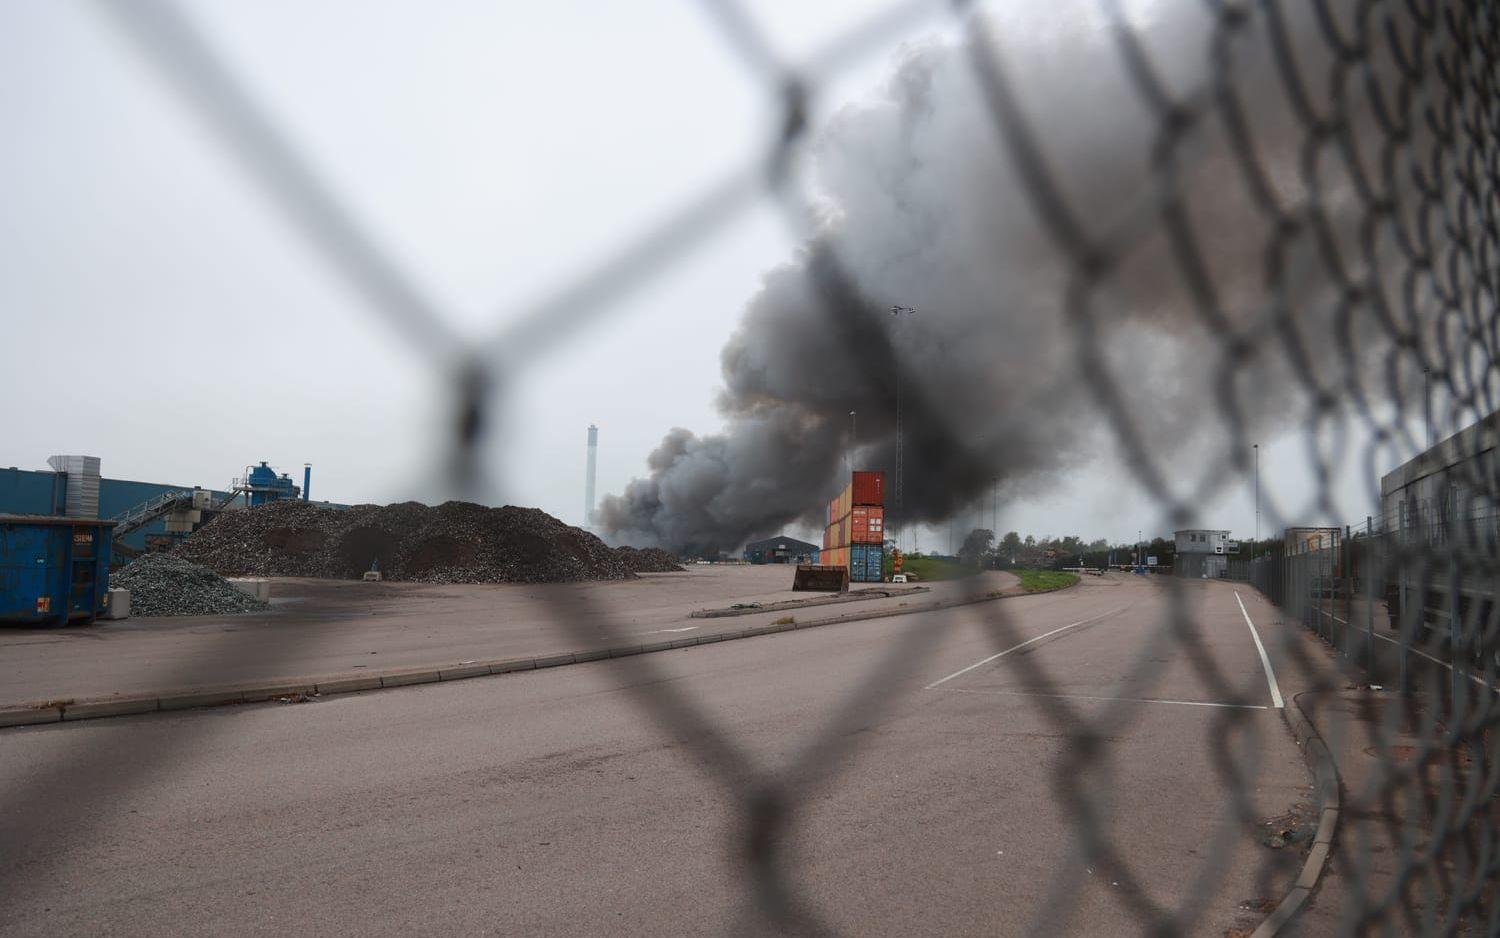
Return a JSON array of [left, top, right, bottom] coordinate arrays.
[[174, 500, 635, 584], [112, 553, 270, 617], [614, 547, 687, 573]]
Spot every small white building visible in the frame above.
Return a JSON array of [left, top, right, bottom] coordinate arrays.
[[1175, 529, 1232, 554], [1174, 529, 1234, 578]]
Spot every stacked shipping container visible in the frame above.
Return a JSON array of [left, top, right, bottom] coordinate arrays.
[[822, 471, 886, 582]]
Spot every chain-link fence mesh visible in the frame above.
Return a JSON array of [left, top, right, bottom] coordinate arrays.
[[4, 0, 1499, 934]]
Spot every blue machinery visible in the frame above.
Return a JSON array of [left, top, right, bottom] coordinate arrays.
[[107, 461, 312, 549], [246, 462, 301, 505]]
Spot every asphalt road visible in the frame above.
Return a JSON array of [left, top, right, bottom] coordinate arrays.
[[0, 576, 1314, 936]]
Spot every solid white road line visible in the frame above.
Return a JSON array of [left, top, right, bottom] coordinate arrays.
[[1234, 591, 1285, 709], [924, 608, 1121, 690], [944, 687, 1270, 710], [639, 626, 699, 635], [1328, 613, 1496, 692]]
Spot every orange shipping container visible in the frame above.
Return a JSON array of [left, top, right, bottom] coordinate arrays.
[[826, 516, 849, 550], [849, 505, 885, 544]]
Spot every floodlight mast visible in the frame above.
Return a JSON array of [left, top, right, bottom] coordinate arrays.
[[891, 305, 916, 552]]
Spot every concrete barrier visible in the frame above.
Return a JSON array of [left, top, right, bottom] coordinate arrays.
[[103, 588, 131, 620], [227, 579, 272, 602]]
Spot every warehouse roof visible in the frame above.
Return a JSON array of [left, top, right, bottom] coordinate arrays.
[[744, 535, 819, 553]]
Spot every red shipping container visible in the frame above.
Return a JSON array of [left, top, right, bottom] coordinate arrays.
[[851, 471, 885, 507], [849, 505, 885, 544]]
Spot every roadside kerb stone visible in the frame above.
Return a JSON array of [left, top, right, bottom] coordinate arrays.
[[160, 689, 246, 711], [3, 578, 1045, 729], [1254, 888, 1310, 936], [1251, 690, 1341, 938], [0, 706, 62, 728], [380, 669, 441, 688], [1314, 807, 1337, 846], [239, 683, 316, 703], [63, 698, 160, 721], [489, 657, 536, 674], [316, 675, 383, 694]]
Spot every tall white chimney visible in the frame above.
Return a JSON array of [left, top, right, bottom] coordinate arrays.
[[585, 425, 598, 527]]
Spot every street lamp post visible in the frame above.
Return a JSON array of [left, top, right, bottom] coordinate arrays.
[[891, 305, 916, 553], [848, 410, 856, 476], [1253, 443, 1260, 561]]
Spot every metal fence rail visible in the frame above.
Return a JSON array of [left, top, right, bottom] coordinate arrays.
[[4, 0, 1499, 935]]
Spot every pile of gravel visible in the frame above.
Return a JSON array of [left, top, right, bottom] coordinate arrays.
[[615, 547, 686, 573], [112, 554, 270, 617], [174, 499, 636, 584]]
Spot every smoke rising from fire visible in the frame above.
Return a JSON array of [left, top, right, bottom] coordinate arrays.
[[601, 4, 1428, 554]]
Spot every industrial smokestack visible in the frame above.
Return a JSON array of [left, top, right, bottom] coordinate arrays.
[[585, 425, 598, 527]]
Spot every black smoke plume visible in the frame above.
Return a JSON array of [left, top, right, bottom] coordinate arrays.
[[602, 5, 1444, 554]]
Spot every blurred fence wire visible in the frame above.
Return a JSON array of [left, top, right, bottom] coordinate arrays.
[[12, 0, 1498, 934]]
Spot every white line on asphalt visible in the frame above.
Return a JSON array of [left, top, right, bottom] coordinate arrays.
[[1328, 614, 1496, 692], [944, 687, 1270, 710], [924, 608, 1122, 690], [640, 626, 699, 634], [1234, 591, 1284, 709]]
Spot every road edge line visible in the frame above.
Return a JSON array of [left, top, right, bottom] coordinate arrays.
[[1251, 690, 1341, 938], [0, 573, 1055, 729], [1235, 590, 1285, 708]]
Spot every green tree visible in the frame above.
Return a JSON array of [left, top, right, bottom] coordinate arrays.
[[958, 528, 995, 567], [999, 531, 1022, 565]]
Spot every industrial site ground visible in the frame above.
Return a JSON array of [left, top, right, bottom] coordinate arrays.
[[0, 564, 1011, 708], [1, 573, 1351, 937]]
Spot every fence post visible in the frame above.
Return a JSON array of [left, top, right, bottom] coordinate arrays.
[[1350, 519, 1362, 657], [1364, 516, 1373, 672]]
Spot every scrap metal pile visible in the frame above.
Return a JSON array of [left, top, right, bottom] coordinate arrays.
[[112, 553, 270, 617], [614, 547, 686, 573], [173, 500, 635, 584]]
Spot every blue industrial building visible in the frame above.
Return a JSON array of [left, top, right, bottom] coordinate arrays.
[[0, 460, 337, 551], [743, 536, 820, 565]]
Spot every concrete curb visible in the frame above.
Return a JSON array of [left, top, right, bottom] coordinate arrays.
[[0, 577, 1040, 730], [1252, 690, 1341, 938]]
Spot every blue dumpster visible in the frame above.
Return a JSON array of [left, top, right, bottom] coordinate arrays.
[[0, 514, 115, 626]]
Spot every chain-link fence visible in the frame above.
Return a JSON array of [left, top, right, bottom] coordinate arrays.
[[4, 0, 1500, 934]]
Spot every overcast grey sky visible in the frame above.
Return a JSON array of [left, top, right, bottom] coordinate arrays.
[[1, 1, 1404, 549]]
